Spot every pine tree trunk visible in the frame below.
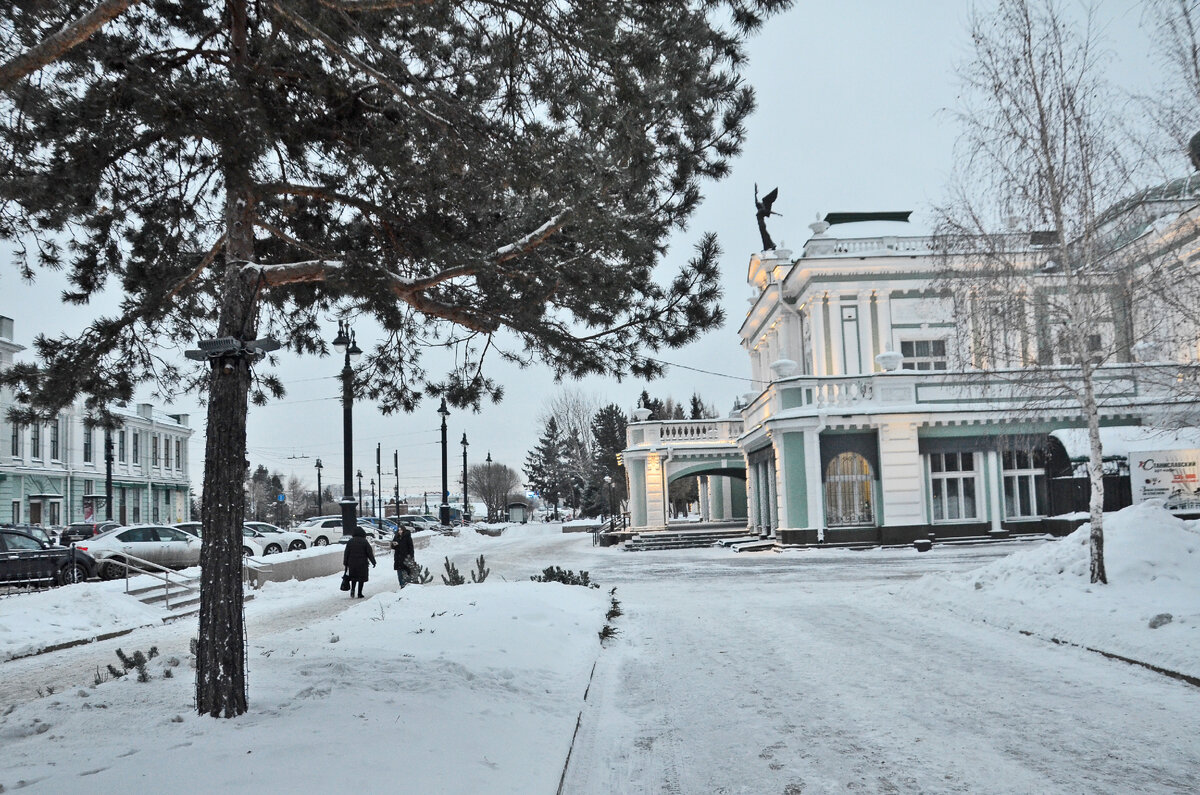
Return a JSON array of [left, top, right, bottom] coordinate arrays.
[[1082, 370, 1108, 585], [196, 0, 256, 717]]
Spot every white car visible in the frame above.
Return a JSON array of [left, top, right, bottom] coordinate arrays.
[[292, 515, 350, 546], [243, 522, 308, 553], [78, 524, 202, 579], [175, 522, 268, 559]]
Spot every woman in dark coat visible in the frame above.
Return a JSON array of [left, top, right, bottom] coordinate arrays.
[[391, 524, 416, 588], [342, 526, 376, 598]]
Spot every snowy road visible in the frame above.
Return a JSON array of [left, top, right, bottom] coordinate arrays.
[[532, 542, 1200, 794]]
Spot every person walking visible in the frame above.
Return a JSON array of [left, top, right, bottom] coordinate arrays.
[[343, 526, 376, 598], [391, 523, 416, 588]]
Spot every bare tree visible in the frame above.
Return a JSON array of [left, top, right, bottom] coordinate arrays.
[[468, 460, 521, 523], [937, 0, 1148, 584]]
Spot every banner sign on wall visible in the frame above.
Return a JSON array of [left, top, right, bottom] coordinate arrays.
[[1130, 449, 1200, 512]]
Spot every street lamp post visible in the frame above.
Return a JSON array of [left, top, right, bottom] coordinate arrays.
[[370, 478, 376, 520], [485, 451, 493, 522], [393, 449, 399, 519], [357, 470, 363, 515], [314, 458, 324, 515], [438, 398, 450, 526], [375, 443, 382, 518], [460, 433, 469, 522], [333, 320, 362, 539]]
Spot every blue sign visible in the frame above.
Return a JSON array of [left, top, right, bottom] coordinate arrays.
[[277, 494, 286, 502]]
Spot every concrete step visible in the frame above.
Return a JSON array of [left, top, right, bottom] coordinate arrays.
[[730, 539, 776, 552]]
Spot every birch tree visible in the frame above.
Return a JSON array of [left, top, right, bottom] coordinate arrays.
[[937, 0, 1144, 584]]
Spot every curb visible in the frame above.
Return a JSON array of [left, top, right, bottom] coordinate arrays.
[[5, 626, 140, 662], [556, 659, 599, 795], [1018, 629, 1200, 688]]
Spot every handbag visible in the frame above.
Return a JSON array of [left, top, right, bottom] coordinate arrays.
[[340, 569, 351, 591], [404, 555, 419, 579]]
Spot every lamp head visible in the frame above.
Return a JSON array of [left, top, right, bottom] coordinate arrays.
[[348, 330, 362, 361], [332, 320, 350, 354], [315, 458, 323, 470], [438, 397, 450, 418]]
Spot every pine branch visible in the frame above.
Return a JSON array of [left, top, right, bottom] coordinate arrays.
[[267, 0, 451, 128], [0, 0, 141, 92]]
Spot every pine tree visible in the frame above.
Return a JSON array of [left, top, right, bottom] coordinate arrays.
[[524, 417, 567, 519], [0, 0, 792, 717]]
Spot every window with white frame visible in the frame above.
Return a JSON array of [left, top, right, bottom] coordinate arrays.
[[49, 418, 60, 460], [83, 428, 93, 463], [118, 430, 126, 462], [164, 436, 171, 468], [132, 431, 139, 464], [11, 424, 21, 457], [175, 440, 182, 470], [928, 451, 978, 522], [152, 435, 159, 467], [30, 424, 41, 459], [901, 339, 948, 370], [1002, 449, 1046, 519]]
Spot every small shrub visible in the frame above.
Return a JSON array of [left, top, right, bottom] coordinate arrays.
[[599, 624, 619, 642], [416, 565, 433, 584], [469, 555, 490, 583], [530, 566, 599, 588], [441, 557, 465, 586]]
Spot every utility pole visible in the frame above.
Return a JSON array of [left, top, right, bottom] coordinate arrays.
[[376, 443, 382, 518], [393, 449, 400, 518]]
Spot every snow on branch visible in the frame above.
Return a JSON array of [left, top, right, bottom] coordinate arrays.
[[0, 0, 141, 92], [249, 260, 342, 286], [495, 209, 572, 263]]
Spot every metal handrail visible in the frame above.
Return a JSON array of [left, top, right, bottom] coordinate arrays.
[[111, 553, 201, 611]]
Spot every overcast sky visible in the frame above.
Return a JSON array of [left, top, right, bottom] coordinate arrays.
[[0, 2, 1164, 500]]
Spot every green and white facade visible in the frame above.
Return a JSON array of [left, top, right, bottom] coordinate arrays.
[[1, 316, 193, 527]]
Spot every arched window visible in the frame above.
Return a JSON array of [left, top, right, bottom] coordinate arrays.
[[825, 452, 874, 527]]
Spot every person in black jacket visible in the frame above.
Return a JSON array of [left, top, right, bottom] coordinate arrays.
[[342, 526, 376, 598], [391, 524, 416, 588]]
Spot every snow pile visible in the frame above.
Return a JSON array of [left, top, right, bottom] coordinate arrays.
[[904, 501, 1200, 676], [0, 577, 607, 793], [0, 582, 166, 661]]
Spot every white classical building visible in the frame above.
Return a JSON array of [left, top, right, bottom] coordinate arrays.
[[1, 316, 194, 527], [622, 184, 1200, 545]]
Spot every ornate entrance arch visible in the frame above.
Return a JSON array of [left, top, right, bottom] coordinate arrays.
[[824, 451, 875, 527]]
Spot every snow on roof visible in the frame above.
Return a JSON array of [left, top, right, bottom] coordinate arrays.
[[1049, 426, 1200, 460]]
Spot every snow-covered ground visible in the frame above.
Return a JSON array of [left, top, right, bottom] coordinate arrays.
[[0, 505, 1197, 793]]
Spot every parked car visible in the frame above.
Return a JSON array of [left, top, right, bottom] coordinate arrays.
[[354, 518, 395, 542], [292, 515, 350, 546], [76, 524, 202, 579], [174, 523, 266, 558], [0, 527, 98, 585], [359, 516, 400, 536], [1, 523, 55, 546], [242, 523, 308, 553], [59, 520, 121, 546]]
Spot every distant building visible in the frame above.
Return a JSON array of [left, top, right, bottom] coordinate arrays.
[[622, 183, 1200, 544], [0, 316, 193, 526]]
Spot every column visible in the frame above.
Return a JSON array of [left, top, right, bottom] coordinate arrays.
[[746, 460, 760, 532], [828, 294, 845, 375], [767, 458, 779, 537], [876, 290, 894, 355], [804, 429, 825, 542], [858, 291, 874, 374], [698, 476, 710, 521], [987, 449, 1003, 534], [809, 299, 827, 377]]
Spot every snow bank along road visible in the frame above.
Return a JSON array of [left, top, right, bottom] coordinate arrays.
[[535, 543, 1200, 795]]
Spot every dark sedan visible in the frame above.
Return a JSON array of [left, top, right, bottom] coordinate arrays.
[[59, 521, 121, 546], [0, 528, 97, 586]]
